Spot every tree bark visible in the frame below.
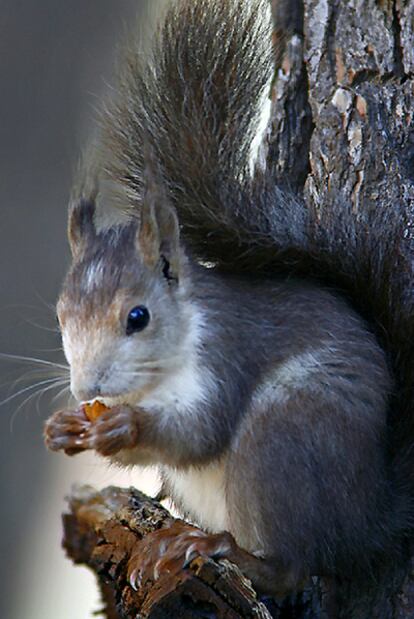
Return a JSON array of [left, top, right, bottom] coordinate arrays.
[[63, 486, 276, 618], [267, 0, 414, 212], [61, 1, 414, 617], [63, 486, 414, 619], [63, 485, 354, 618]]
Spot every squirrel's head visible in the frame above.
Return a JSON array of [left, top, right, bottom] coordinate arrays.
[[57, 192, 194, 405]]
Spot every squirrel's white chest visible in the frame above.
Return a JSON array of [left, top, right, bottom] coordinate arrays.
[[162, 461, 229, 533]]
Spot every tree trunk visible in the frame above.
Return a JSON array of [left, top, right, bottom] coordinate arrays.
[[267, 0, 414, 212], [61, 1, 414, 617]]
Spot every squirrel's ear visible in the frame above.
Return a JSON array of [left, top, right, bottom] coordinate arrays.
[[137, 199, 181, 281], [68, 198, 96, 260]]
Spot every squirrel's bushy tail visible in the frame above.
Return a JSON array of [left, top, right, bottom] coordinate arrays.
[[97, 0, 414, 525], [100, 0, 274, 259]]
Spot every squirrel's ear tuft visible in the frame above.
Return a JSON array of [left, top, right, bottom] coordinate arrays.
[[137, 150, 181, 281], [68, 198, 96, 260]]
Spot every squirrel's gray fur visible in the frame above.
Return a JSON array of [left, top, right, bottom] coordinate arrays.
[[50, 0, 414, 596]]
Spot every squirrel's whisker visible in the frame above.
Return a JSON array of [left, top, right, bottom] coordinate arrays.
[[8, 378, 70, 433], [35, 346, 65, 354], [120, 369, 165, 377], [0, 363, 70, 399], [0, 376, 68, 409], [0, 370, 50, 392], [22, 317, 60, 333], [9, 368, 69, 388], [129, 358, 182, 369], [51, 384, 72, 405], [0, 352, 69, 372], [33, 379, 70, 418]]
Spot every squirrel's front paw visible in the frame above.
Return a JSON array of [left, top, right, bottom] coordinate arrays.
[[127, 522, 237, 589], [87, 405, 139, 456], [44, 408, 91, 455]]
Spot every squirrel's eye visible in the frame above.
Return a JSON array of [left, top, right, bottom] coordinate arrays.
[[126, 305, 150, 335]]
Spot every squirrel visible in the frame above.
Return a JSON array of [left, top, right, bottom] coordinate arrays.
[[44, 0, 414, 599]]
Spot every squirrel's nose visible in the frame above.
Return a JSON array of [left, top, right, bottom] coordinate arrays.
[[71, 381, 102, 403]]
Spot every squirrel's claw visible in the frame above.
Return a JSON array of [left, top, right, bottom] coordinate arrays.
[[127, 522, 237, 590]]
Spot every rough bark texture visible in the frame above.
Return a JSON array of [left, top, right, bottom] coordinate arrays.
[[63, 486, 414, 618], [267, 0, 313, 190], [63, 486, 276, 619], [61, 1, 414, 617], [266, 0, 414, 215]]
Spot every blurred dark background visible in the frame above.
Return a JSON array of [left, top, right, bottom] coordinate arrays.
[[0, 2, 161, 616]]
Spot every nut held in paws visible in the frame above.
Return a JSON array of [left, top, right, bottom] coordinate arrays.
[[83, 400, 110, 422]]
